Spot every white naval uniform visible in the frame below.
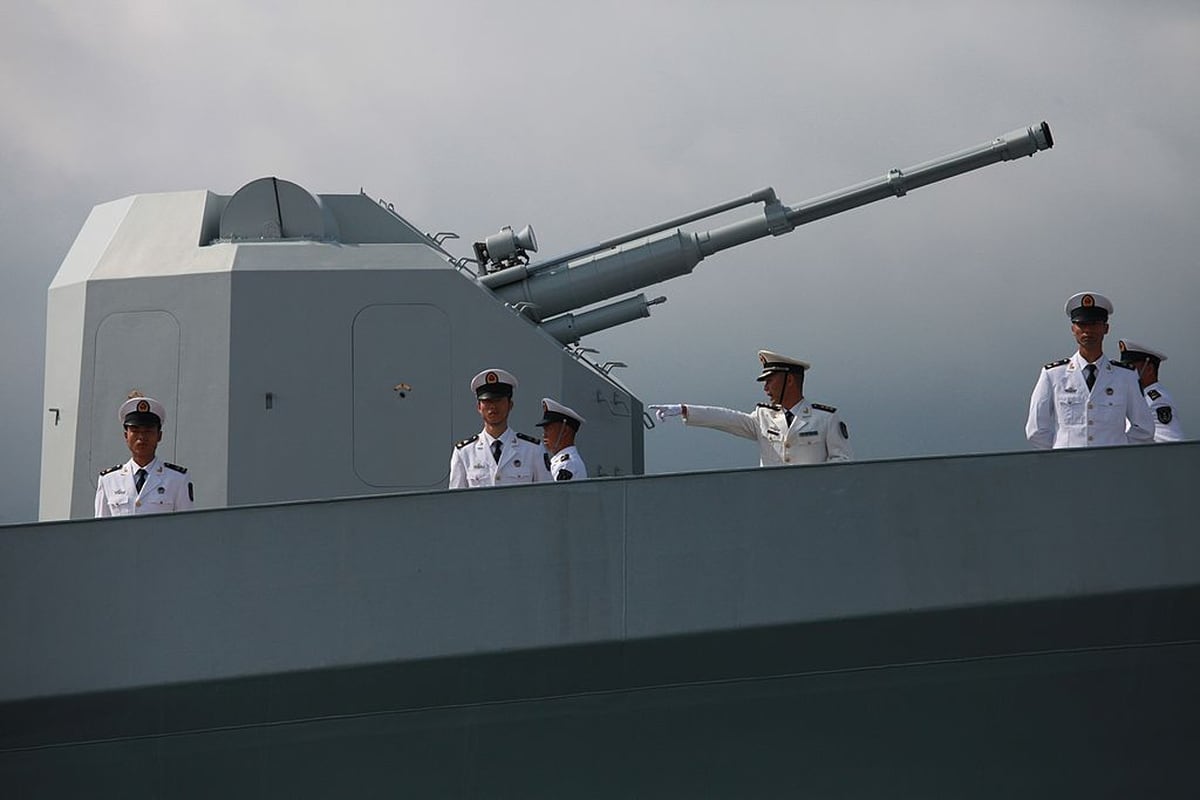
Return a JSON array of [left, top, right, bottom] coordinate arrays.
[[548, 445, 587, 481], [1026, 352, 1155, 449], [1142, 382, 1185, 443], [448, 428, 552, 488], [94, 456, 194, 517], [684, 401, 853, 466]]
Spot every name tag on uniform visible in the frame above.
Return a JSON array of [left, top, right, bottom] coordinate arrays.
[[798, 430, 818, 437], [1063, 387, 1077, 393]]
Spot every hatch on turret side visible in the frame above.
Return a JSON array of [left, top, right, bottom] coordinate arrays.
[[352, 304, 451, 488]]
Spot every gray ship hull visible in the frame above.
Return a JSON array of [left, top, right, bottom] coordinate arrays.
[[3, 443, 1198, 797]]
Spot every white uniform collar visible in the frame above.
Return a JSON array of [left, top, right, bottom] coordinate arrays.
[[126, 456, 161, 474], [480, 428, 515, 447], [1071, 351, 1109, 370]]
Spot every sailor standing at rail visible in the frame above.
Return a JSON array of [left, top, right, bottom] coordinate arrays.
[[1026, 292, 1155, 449], [95, 393, 194, 517], [449, 369, 552, 488], [536, 398, 588, 481], [1118, 339, 1185, 442], [649, 350, 853, 466]]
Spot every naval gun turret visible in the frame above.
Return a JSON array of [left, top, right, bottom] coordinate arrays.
[[479, 122, 1053, 342], [39, 123, 1052, 519]]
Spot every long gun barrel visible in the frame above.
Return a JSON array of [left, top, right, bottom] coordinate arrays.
[[479, 122, 1052, 325]]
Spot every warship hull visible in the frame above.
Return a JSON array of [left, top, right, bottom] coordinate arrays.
[[3, 442, 1198, 797]]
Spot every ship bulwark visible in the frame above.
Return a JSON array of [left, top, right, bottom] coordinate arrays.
[[3, 444, 1198, 797]]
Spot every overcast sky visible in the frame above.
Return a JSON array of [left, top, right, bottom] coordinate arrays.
[[2, 1, 1198, 523]]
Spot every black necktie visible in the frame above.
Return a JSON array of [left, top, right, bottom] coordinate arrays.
[[785, 410, 795, 426], [491, 440, 503, 463], [1084, 364, 1097, 391], [134, 468, 147, 493]]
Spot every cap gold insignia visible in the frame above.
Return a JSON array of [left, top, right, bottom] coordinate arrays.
[[542, 401, 548, 412], [1081, 294, 1094, 307], [759, 353, 768, 365], [1119, 341, 1127, 352], [486, 371, 498, 384], [137, 400, 150, 413]]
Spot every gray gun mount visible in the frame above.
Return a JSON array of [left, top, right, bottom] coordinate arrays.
[[479, 122, 1053, 342], [40, 122, 1052, 518]]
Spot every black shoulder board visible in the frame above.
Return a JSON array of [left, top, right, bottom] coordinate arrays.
[[811, 403, 837, 413], [165, 462, 188, 474], [517, 432, 541, 444], [1147, 389, 1162, 401], [1043, 358, 1070, 370], [455, 434, 479, 449], [1111, 360, 1134, 370], [99, 464, 122, 476], [756, 402, 781, 409]]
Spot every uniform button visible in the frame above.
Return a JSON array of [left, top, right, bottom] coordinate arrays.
[[1087, 403, 1094, 409], [1087, 436, 1094, 441], [1087, 419, 1094, 425]]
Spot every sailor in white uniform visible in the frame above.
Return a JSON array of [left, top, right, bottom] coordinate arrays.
[[1026, 292, 1155, 449], [649, 350, 853, 466], [95, 394, 194, 517], [536, 398, 588, 481], [1118, 339, 1185, 443], [449, 369, 552, 488]]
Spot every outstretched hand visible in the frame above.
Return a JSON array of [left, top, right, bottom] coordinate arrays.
[[648, 404, 683, 422]]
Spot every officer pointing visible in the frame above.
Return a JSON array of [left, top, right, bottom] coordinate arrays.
[[448, 369, 552, 488], [650, 349, 853, 466], [1026, 292, 1154, 448], [95, 393, 194, 517]]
